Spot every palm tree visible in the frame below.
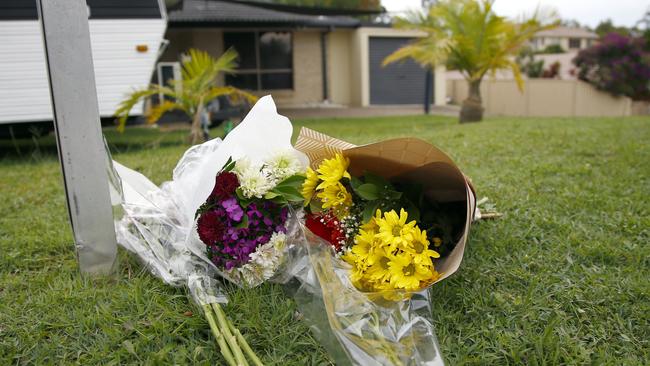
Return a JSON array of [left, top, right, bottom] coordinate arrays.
[[115, 48, 257, 143], [383, 0, 558, 123]]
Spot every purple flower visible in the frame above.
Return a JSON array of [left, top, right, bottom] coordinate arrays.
[[222, 197, 244, 222]]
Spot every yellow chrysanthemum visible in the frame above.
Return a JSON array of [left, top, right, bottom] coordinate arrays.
[[345, 208, 442, 293], [375, 209, 417, 251], [316, 154, 351, 189], [365, 247, 393, 283], [360, 210, 382, 232], [301, 167, 320, 205], [403, 228, 440, 266], [317, 182, 352, 210], [387, 253, 434, 291]]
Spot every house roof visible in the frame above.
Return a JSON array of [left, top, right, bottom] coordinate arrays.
[[534, 26, 599, 39], [168, 0, 361, 28], [0, 0, 162, 20]]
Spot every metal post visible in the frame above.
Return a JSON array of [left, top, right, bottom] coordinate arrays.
[[424, 68, 433, 115], [37, 0, 117, 275]]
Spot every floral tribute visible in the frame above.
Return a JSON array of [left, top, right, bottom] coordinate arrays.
[[196, 152, 305, 286], [302, 153, 448, 293]]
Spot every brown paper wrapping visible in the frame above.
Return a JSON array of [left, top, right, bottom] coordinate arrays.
[[295, 127, 476, 284]]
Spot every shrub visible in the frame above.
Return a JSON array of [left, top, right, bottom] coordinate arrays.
[[573, 33, 650, 101]]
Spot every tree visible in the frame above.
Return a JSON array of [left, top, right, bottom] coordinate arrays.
[[383, 0, 557, 123], [594, 19, 633, 37], [573, 33, 650, 101], [516, 46, 545, 78], [115, 49, 257, 144]]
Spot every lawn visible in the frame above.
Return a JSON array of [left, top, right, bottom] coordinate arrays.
[[1, 115, 648, 365]]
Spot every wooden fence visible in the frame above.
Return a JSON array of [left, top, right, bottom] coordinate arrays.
[[446, 79, 637, 117]]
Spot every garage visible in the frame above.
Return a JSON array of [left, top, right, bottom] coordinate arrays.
[[368, 37, 432, 105]]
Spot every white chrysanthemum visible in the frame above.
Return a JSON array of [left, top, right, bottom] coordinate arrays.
[[235, 232, 287, 286], [265, 150, 303, 182], [235, 159, 273, 198]]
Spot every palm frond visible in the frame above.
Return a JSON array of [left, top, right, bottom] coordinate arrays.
[[146, 100, 183, 124], [205, 86, 258, 105], [114, 87, 160, 132]]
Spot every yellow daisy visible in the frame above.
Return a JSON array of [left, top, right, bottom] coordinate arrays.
[[387, 253, 433, 291], [403, 228, 440, 266], [301, 167, 320, 205], [317, 182, 352, 210], [365, 247, 393, 283], [316, 154, 351, 189], [360, 209, 382, 232], [375, 209, 417, 251]]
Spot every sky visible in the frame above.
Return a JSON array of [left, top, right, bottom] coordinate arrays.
[[381, 0, 649, 28]]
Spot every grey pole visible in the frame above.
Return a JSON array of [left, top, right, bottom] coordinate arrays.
[[37, 0, 118, 275]]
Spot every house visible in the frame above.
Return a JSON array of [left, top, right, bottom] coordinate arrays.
[[0, 0, 167, 124], [157, 0, 446, 108], [529, 26, 598, 52]]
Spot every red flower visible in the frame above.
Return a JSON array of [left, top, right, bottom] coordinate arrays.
[[210, 171, 239, 201], [305, 212, 346, 252], [197, 210, 225, 245]]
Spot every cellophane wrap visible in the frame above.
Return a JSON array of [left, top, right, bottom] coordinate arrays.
[[283, 228, 445, 366], [282, 128, 479, 366], [107, 95, 308, 306]]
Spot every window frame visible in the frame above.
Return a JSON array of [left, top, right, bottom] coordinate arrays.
[[223, 30, 294, 92], [568, 38, 581, 49], [156, 61, 181, 102]]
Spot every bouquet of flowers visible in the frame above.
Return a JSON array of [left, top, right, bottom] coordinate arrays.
[[287, 128, 477, 365], [303, 153, 443, 293], [110, 96, 308, 366], [195, 153, 305, 287]]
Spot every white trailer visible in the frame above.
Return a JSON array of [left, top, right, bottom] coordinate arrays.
[[0, 0, 167, 124]]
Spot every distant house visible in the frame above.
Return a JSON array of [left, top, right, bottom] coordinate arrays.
[[157, 0, 446, 108], [529, 26, 598, 52], [0, 0, 167, 124]]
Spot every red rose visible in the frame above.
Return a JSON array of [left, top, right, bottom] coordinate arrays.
[[305, 212, 346, 252], [210, 171, 239, 201], [197, 210, 225, 245]]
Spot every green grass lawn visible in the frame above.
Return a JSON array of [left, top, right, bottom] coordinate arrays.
[[1, 115, 649, 365]]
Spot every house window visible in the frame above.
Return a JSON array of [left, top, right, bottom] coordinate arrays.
[[569, 38, 581, 49], [224, 31, 293, 91], [156, 62, 181, 102]]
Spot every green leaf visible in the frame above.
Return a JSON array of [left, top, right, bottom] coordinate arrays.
[[364, 172, 392, 190], [222, 156, 235, 172], [234, 214, 249, 229], [362, 201, 381, 223], [309, 199, 323, 213], [354, 183, 380, 200], [264, 191, 280, 199], [272, 186, 304, 203], [385, 189, 403, 200], [350, 176, 363, 190], [270, 196, 288, 205], [275, 174, 306, 189]]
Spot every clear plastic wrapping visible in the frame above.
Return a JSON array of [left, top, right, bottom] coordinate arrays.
[[108, 96, 308, 305], [107, 96, 471, 365], [283, 229, 445, 366]]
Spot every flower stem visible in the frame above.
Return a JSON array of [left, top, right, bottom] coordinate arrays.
[[202, 304, 237, 366], [211, 303, 248, 366], [218, 305, 264, 366]]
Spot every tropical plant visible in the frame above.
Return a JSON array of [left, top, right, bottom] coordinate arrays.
[[573, 33, 650, 101], [383, 0, 558, 122], [516, 46, 545, 78], [115, 48, 257, 144]]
